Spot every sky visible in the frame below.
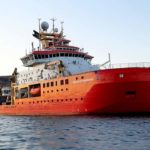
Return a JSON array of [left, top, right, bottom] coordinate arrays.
[[0, 0, 150, 75]]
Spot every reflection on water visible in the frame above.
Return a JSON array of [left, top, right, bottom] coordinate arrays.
[[0, 115, 150, 150]]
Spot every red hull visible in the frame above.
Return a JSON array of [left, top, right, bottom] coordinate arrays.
[[0, 68, 150, 115]]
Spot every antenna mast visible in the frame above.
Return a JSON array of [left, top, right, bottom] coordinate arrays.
[[61, 21, 64, 36], [51, 18, 56, 33], [38, 18, 41, 50]]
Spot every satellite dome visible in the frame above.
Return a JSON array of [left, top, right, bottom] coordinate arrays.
[[41, 21, 49, 31]]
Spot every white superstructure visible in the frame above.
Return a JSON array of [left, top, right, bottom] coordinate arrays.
[[16, 19, 99, 85]]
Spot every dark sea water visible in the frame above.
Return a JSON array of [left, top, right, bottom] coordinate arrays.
[[0, 116, 150, 150]]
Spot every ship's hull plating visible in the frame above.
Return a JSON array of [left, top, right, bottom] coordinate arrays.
[[0, 68, 150, 115]]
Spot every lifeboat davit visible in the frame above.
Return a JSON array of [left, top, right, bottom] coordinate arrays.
[[30, 87, 41, 95]]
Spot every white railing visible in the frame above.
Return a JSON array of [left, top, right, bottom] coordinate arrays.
[[94, 62, 150, 69]]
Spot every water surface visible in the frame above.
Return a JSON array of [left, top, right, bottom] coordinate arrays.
[[0, 115, 150, 150]]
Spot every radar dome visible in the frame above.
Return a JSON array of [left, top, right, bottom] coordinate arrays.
[[41, 21, 49, 31]]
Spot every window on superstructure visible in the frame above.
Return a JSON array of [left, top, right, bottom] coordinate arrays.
[[56, 53, 59, 57], [43, 83, 45, 88], [45, 55, 48, 58], [35, 55, 38, 59], [55, 81, 57, 86], [65, 79, 69, 84], [65, 53, 68, 56], [47, 82, 49, 87], [53, 54, 56, 57], [51, 82, 54, 87], [38, 55, 41, 59], [49, 54, 52, 58], [60, 80, 64, 85], [60, 53, 64, 57], [42, 55, 45, 58], [69, 53, 72, 57]]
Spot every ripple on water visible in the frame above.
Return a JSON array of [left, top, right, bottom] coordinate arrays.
[[0, 116, 150, 150]]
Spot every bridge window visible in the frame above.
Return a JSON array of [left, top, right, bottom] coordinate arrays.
[[60, 53, 64, 56], [35, 55, 38, 59], [53, 54, 56, 57], [42, 55, 45, 58], [38, 55, 41, 59]]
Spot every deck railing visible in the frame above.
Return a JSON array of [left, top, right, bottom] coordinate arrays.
[[94, 62, 150, 69]]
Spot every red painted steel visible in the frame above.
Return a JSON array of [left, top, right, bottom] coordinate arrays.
[[0, 67, 150, 115]]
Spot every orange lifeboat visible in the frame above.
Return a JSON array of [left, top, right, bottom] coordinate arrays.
[[30, 87, 41, 95]]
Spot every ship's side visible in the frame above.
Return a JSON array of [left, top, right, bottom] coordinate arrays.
[[0, 67, 150, 115], [0, 19, 150, 115]]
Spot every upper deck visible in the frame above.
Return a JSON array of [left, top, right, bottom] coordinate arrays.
[[21, 19, 93, 67]]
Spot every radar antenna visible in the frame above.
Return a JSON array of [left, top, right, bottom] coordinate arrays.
[[51, 18, 56, 33]]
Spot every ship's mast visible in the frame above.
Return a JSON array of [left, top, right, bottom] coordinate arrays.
[[61, 21, 64, 36], [38, 18, 41, 50], [51, 18, 56, 33]]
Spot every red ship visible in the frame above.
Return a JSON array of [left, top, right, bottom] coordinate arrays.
[[0, 19, 150, 115]]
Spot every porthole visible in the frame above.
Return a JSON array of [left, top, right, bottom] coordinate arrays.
[[81, 76, 84, 79]]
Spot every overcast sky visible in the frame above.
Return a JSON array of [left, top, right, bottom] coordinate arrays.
[[0, 0, 150, 75]]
